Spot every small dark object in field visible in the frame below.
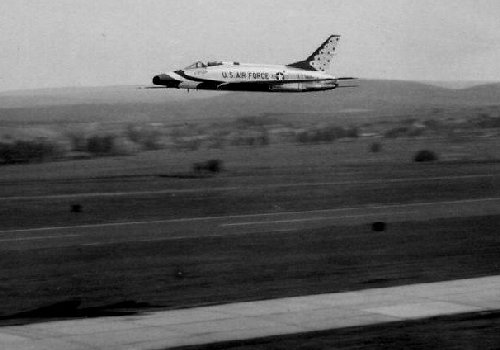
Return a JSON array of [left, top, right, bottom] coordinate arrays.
[[370, 142, 382, 153], [372, 222, 386, 232], [414, 150, 437, 162], [193, 159, 223, 174], [174, 268, 184, 279], [71, 204, 82, 213]]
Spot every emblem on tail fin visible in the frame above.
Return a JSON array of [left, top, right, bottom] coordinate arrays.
[[287, 34, 341, 72]]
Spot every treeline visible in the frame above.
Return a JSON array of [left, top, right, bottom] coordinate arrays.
[[66, 124, 166, 156], [296, 126, 359, 143], [0, 122, 364, 165], [0, 140, 65, 165], [0, 124, 167, 165]]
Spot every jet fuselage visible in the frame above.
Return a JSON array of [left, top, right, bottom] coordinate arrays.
[[152, 35, 351, 93], [153, 62, 339, 92]]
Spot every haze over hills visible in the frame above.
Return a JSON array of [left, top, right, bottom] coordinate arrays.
[[0, 80, 499, 125], [0, 86, 223, 108]]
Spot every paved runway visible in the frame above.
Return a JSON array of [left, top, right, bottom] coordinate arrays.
[[1, 196, 500, 250], [1, 275, 499, 350]]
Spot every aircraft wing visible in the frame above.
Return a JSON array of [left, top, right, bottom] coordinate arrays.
[[215, 81, 276, 91], [137, 86, 169, 89]]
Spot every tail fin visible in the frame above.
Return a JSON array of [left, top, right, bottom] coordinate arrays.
[[287, 34, 341, 71]]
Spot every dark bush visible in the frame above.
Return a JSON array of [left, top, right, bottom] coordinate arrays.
[[71, 204, 82, 213], [126, 124, 163, 150], [472, 113, 500, 128], [86, 135, 115, 155], [384, 126, 409, 138], [345, 126, 359, 138], [206, 159, 222, 172], [0, 140, 63, 165], [193, 159, 223, 174], [296, 126, 354, 143], [414, 150, 438, 162], [372, 222, 386, 232], [259, 131, 270, 146], [370, 142, 382, 153], [407, 127, 425, 137], [66, 132, 87, 151]]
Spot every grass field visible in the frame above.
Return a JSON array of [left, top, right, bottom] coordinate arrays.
[[1, 214, 500, 325], [0, 85, 500, 349], [1, 137, 500, 230], [2, 84, 500, 349], [1, 132, 500, 326]]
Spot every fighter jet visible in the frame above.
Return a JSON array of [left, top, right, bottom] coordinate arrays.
[[151, 35, 355, 93]]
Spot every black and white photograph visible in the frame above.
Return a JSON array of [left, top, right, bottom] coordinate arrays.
[[1, 0, 500, 349]]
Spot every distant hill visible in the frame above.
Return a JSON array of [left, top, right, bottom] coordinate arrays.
[[0, 80, 499, 125], [0, 85, 221, 108], [420, 80, 500, 89]]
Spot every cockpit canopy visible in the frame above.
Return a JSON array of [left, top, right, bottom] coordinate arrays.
[[184, 61, 206, 69], [184, 61, 240, 69]]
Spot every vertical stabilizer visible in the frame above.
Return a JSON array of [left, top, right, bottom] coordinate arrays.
[[287, 34, 341, 71]]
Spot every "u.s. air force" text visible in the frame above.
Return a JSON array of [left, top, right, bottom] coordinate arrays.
[[221, 71, 271, 80]]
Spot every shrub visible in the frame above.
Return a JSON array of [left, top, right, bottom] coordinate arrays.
[[0, 140, 65, 164], [86, 134, 116, 155], [296, 126, 354, 143], [345, 126, 359, 138], [112, 136, 140, 155], [125, 124, 163, 150], [370, 142, 382, 153], [372, 222, 386, 232], [414, 150, 437, 162], [259, 131, 270, 146], [193, 159, 223, 174], [66, 131, 87, 151], [473, 113, 500, 128], [206, 159, 222, 173], [384, 126, 409, 138]]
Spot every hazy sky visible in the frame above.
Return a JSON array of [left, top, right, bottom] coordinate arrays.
[[1, 0, 500, 91]]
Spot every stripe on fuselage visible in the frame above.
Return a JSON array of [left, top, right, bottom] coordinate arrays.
[[174, 70, 223, 84]]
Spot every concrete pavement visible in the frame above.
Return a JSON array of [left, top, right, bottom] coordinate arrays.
[[1, 275, 500, 350]]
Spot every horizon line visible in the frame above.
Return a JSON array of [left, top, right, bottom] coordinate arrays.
[[2, 79, 500, 94]]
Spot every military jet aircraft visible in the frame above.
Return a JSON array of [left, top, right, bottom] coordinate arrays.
[[150, 34, 355, 92]]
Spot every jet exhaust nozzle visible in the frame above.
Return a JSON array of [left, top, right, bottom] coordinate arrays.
[[152, 74, 180, 88], [152, 75, 164, 85], [153, 73, 176, 83]]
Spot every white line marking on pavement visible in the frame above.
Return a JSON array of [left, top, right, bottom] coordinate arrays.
[[0, 174, 493, 201], [0, 234, 80, 242], [1, 197, 499, 235], [220, 212, 420, 227]]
